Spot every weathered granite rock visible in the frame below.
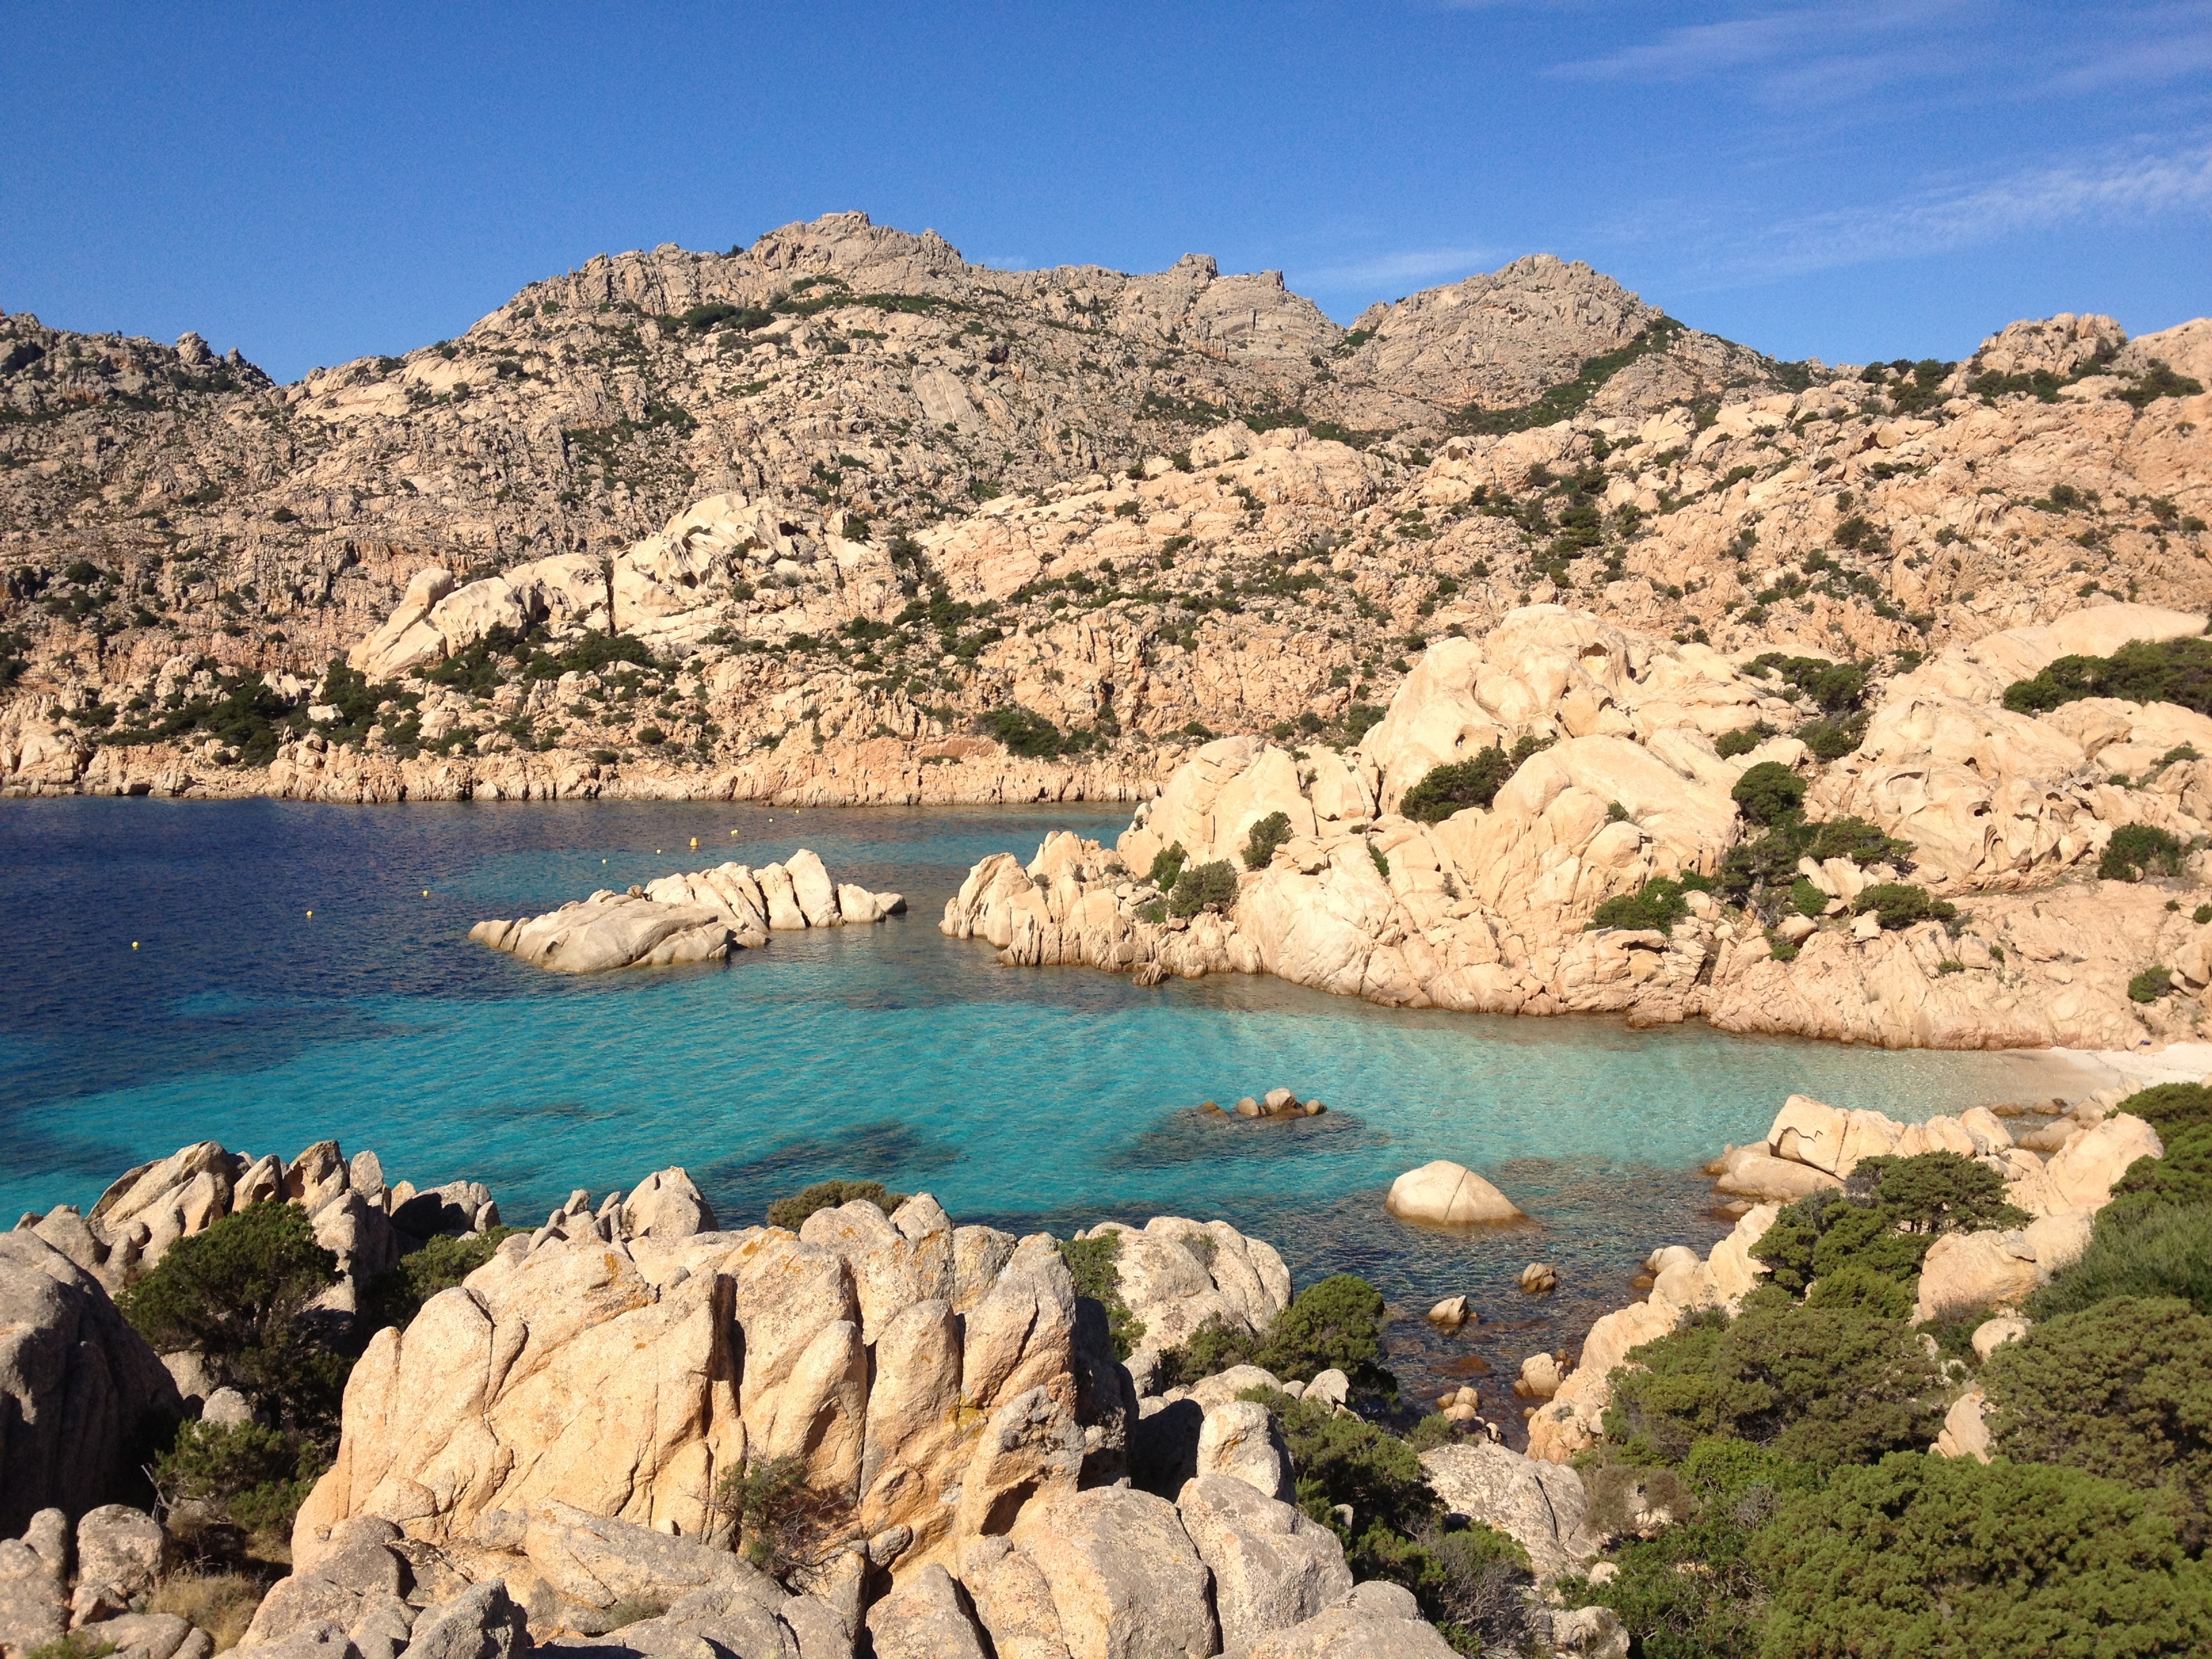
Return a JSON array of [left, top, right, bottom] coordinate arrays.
[[1195, 1400, 1294, 1503], [1008, 1488, 1217, 1659], [1240, 1581, 1458, 1658], [1418, 1443, 1598, 1580], [1384, 1162, 1523, 1226], [473, 855, 903, 973], [863, 1563, 987, 1659], [1175, 1476, 1351, 1658], [0, 1509, 70, 1659], [71, 1505, 169, 1622], [0, 1235, 182, 1534]]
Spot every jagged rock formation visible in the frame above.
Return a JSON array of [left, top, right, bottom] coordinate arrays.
[[468, 848, 905, 972]]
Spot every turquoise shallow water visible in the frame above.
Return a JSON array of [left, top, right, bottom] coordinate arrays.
[[2, 797, 2082, 1420]]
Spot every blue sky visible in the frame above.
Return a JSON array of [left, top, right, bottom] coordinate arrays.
[[3, 1, 2207, 382]]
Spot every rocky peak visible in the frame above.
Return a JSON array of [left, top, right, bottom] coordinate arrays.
[[1967, 312, 2127, 381]]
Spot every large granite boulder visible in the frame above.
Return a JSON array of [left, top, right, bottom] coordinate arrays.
[[0, 1234, 182, 1534]]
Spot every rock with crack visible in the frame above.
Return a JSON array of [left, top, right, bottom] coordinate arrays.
[[1418, 1442, 1600, 1581]]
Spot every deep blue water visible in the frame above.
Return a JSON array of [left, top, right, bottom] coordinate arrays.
[[1, 798, 2084, 1417]]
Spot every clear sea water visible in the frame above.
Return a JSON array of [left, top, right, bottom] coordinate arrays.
[[1, 798, 2085, 1424]]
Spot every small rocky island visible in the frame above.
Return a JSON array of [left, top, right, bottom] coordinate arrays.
[[469, 848, 905, 972]]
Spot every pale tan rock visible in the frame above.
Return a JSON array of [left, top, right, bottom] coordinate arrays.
[[1175, 1475, 1351, 1657], [2047, 1113, 2163, 1211], [1384, 1162, 1523, 1225], [865, 1562, 987, 1659], [958, 1535, 1071, 1659], [1195, 1401, 1294, 1504], [1933, 1389, 1991, 1462], [1972, 1315, 2030, 1359], [618, 1168, 714, 1240], [1417, 1442, 1598, 1581], [1012, 1488, 1217, 1659]]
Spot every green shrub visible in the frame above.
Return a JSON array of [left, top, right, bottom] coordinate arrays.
[[1168, 859, 1239, 918], [1147, 841, 1187, 890], [1423, 1522, 1537, 1654], [977, 704, 1065, 758], [765, 1179, 909, 1231], [152, 1418, 327, 1536], [2116, 1082, 2212, 1137], [28, 1636, 118, 1659], [2003, 636, 2212, 718], [1982, 1296, 2212, 1540], [1562, 1439, 1818, 1659], [1757, 1452, 2212, 1657], [1730, 762, 1805, 826], [1789, 876, 1826, 918], [2035, 1204, 2212, 1317], [1852, 882, 1956, 929], [1242, 1387, 1437, 1565], [357, 1229, 517, 1335], [1605, 1278, 1942, 1467], [1161, 1273, 1393, 1393], [2132, 965, 2176, 1002], [1242, 811, 1293, 869], [712, 1454, 848, 1575], [1715, 726, 1764, 759], [1752, 1153, 2026, 1297], [2103, 824, 2187, 882], [119, 1202, 344, 1431], [1589, 874, 1712, 934], [1399, 750, 1514, 821], [1058, 1233, 1145, 1359]]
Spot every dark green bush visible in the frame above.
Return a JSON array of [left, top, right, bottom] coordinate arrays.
[[357, 1229, 517, 1336], [1059, 1232, 1145, 1359], [2035, 1204, 2212, 1316], [119, 1202, 344, 1431], [1731, 762, 1805, 826], [1852, 882, 1956, 929], [1242, 1386, 1438, 1569], [1242, 811, 1293, 869], [765, 1179, 909, 1231], [1755, 1452, 2212, 1658], [2116, 1082, 2212, 1138], [2003, 636, 2212, 718], [1604, 1279, 1942, 1467], [1161, 1274, 1392, 1393], [1147, 841, 1187, 890], [977, 704, 1065, 758], [1752, 1153, 2026, 1297], [1982, 1296, 2212, 1542], [1588, 873, 1713, 934], [151, 1419, 326, 1536], [1168, 859, 1239, 918], [2132, 966, 2176, 1003], [1399, 750, 1514, 821], [2103, 823, 2187, 881], [1715, 725, 1767, 759]]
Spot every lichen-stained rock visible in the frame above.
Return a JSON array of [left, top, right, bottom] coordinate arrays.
[[1194, 1400, 1294, 1504], [1176, 1475, 1351, 1656], [1009, 1488, 1218, 1659], [0, 1509, 70, 1659], [0, 1235, 182, 1535], [798, 1197, 954, 1345], [617, 1168, 715, 1242], [958, 1534, 1070, 1659], [291, 1231, 747, 1555], [1076, 1218, 1290, 1351], [1417, 1443, 1598, 1581], [858, 1300, 966, 1554], [1239, 1580, 1459, 1658], [863, 1561, 988, 1659]]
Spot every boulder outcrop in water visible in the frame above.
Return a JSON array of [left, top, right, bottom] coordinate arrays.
[[944, 602, 2212, 1050], [469, 849, 905, 972]]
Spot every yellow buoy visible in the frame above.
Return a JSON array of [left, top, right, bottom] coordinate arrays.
[[306, 910, 314, 918], [689, 837, 698, 849], [423, 889, 430, 897], [131, 941, 140, 949]]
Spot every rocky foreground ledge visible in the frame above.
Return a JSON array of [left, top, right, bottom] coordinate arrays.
[[468, 849, 905, 972]]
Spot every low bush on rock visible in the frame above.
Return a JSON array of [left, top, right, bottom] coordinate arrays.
[[1057, 1232, 1145, 1359], [121, 1202, 346, 1433], [976, 703, 1065, 758], [1399, 735, 1551, 822], [357, 1227, 519, 1336], [1755, 1452, 2212, 1657], [1851, 881, 1956, 929], [713, 1454, 851, 1576], [2131, 964, 2177, 1002], [1167, 858, 1238, 918], [1242, 810, 1293, 869], [1160, 1273, 1391, 1392], [1146, 840, 1187, 890], [2103, 823, 2188, 882], [1588, 872, 1712, 934], [148, 1573, 265, 1651], [1717, 814, 1912, 919], [2003, 635, 2212, 718], [1729, 762, 1805, 827], [765, 1179, 909, 1230]]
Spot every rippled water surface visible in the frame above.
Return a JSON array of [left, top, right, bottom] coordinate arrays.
[[3, 797, 2085, 1419]]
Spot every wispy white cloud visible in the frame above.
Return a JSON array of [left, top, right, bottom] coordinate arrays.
[[1554, 0, 1959, 84], [1697, 144, 2212, 283], [1294, 244, 1496, 291]]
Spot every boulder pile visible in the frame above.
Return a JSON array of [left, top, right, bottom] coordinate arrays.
[[470, 848, 904, 972]]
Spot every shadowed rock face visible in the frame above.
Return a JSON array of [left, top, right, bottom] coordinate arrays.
[[0, 1233, 183, 1535]]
